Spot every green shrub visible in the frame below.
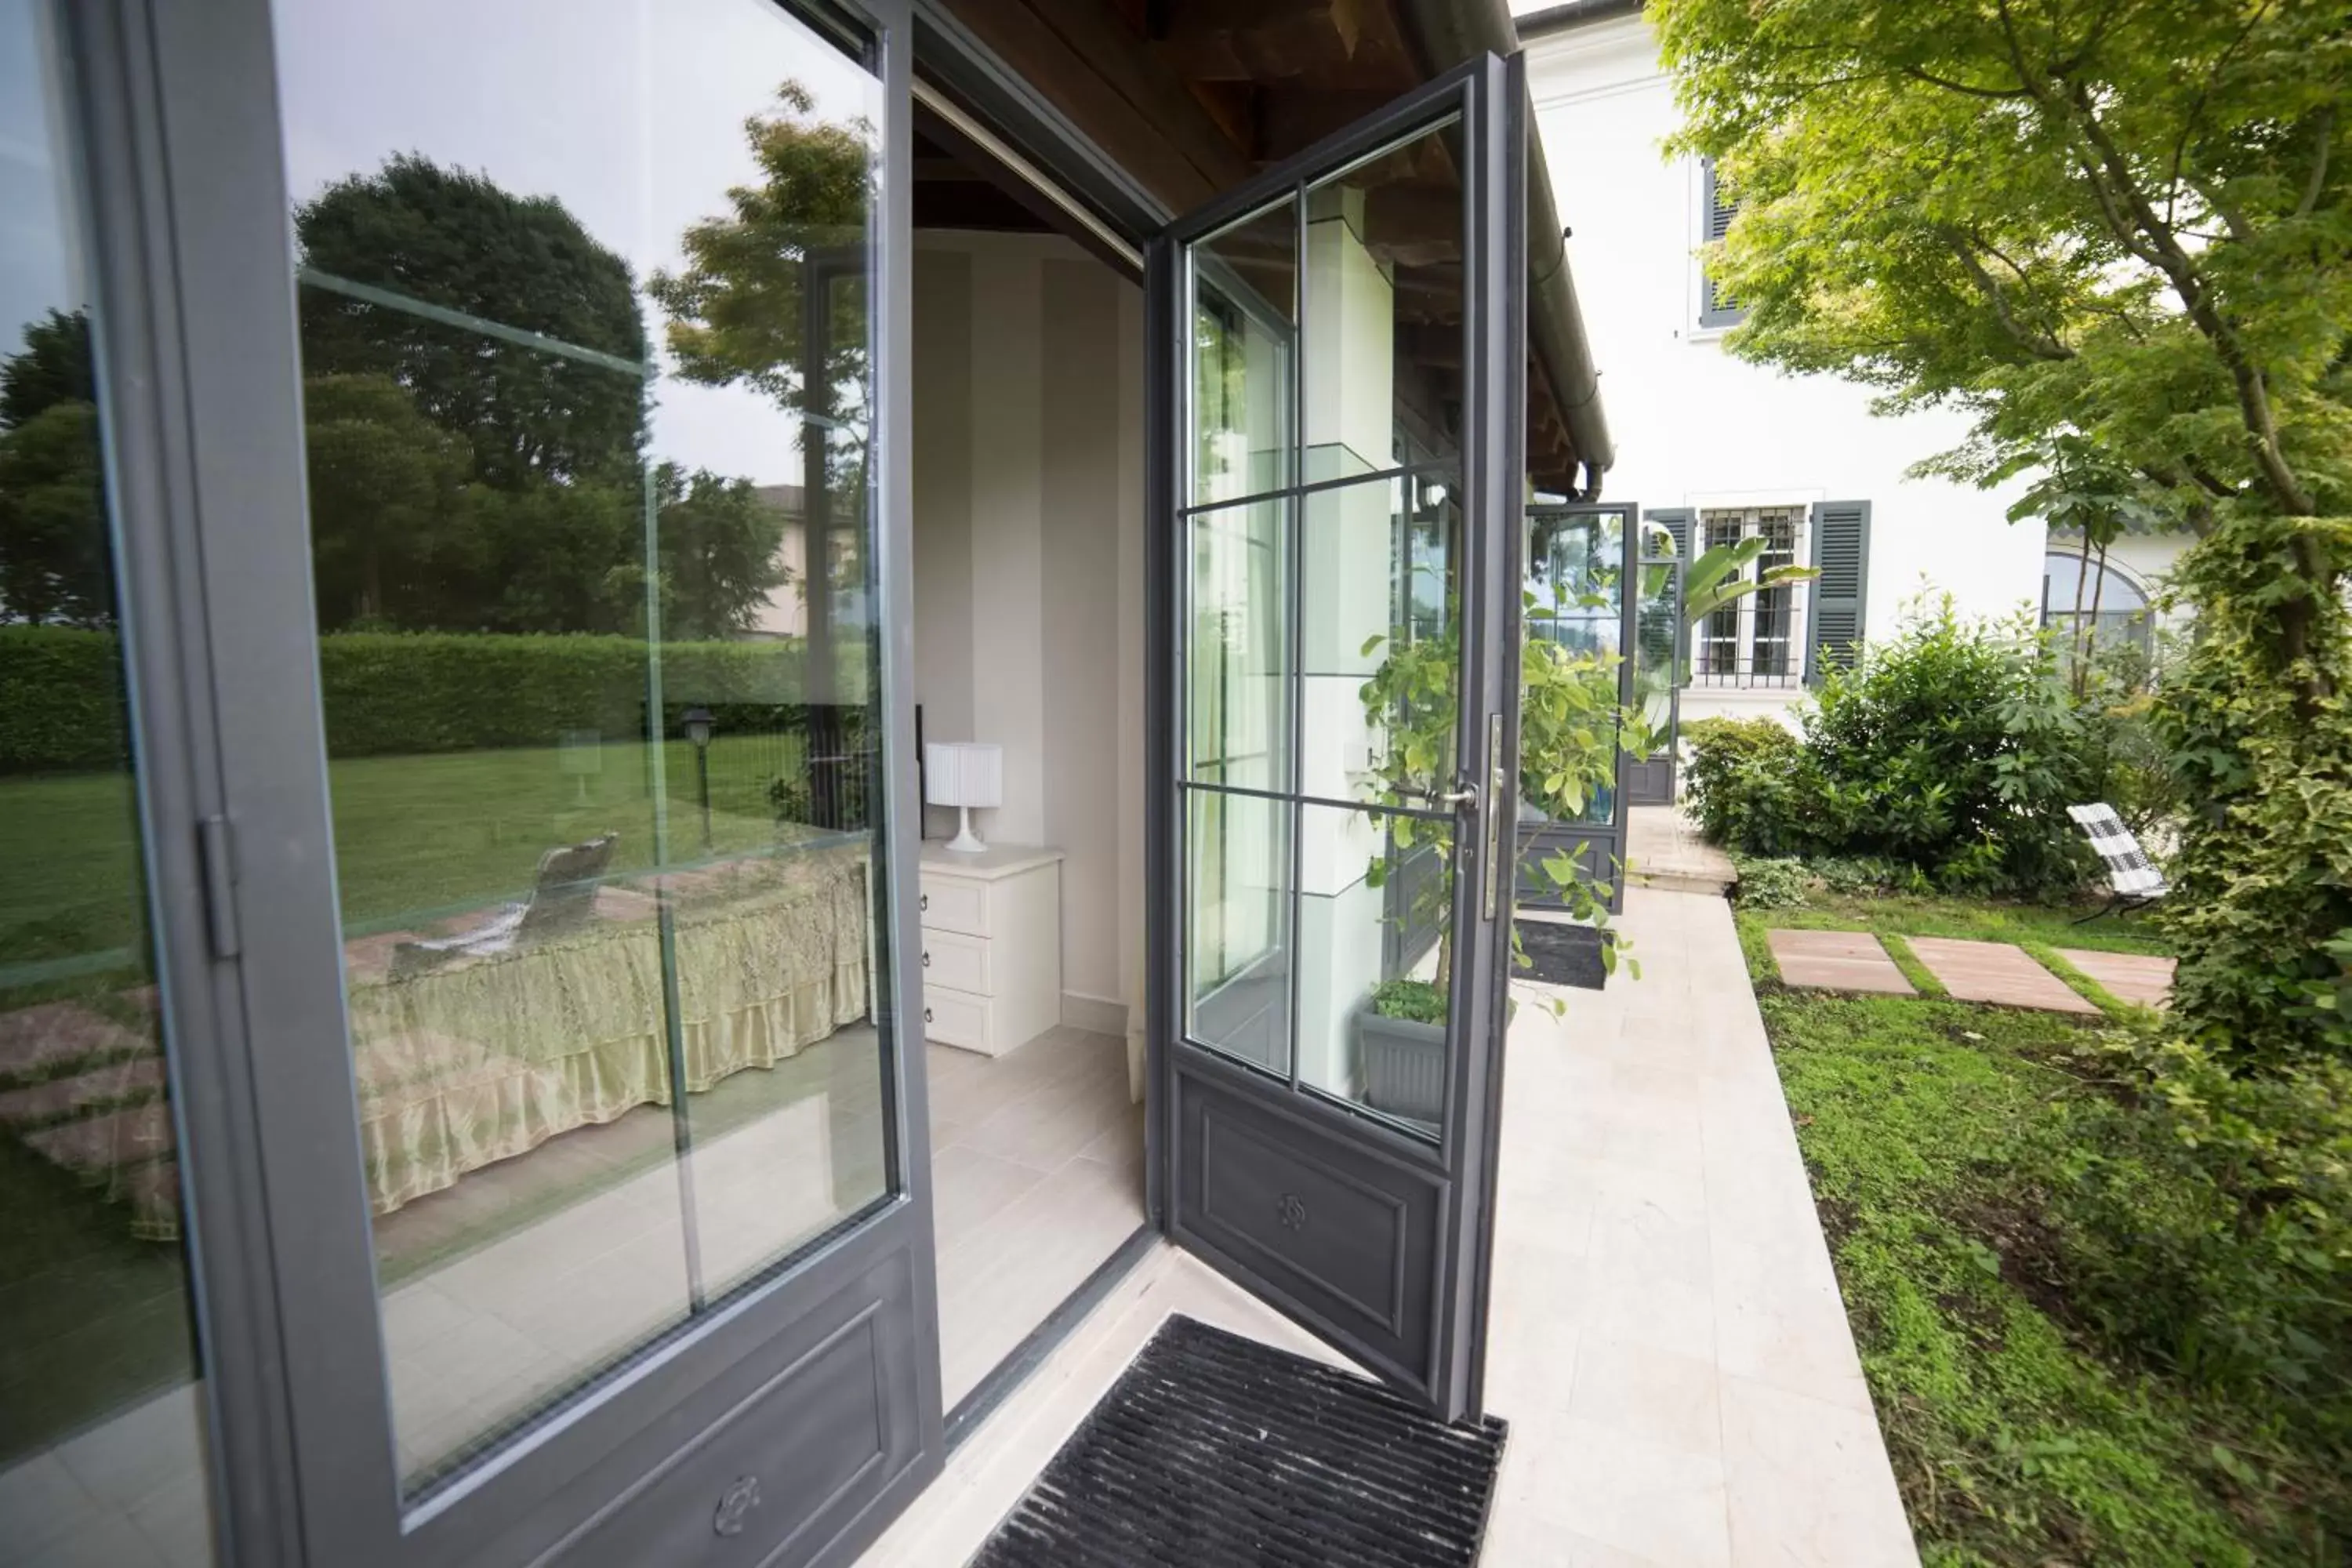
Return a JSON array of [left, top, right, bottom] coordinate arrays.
[[0, 626, 811, 771], [1731, 854, 1809, 909], [2150, 511, 2352, 1071], [1687, 602, 2119, 898], [2053, 1029, 2352, 1468], [0, 626, 129, 771], [1682, 716, 1813, 851]]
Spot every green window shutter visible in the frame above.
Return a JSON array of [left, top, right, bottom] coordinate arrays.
[[1644, 506, 1693, 563], [1642, 507, 1695, 688], [1698, 158, 1744, 328], [1805, 499, 1871, 684]]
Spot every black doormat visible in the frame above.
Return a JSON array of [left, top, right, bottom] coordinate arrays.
[[1514, 918, 1610, 989], [970, 1315, 1507, 1568]]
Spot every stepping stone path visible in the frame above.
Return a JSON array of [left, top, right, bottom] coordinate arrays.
[[1766, 931, 2176, 1014], [2054, 948, 2177, 1009], [1900, 937, 2100, 1014], [1767, 928, 1916, 994]]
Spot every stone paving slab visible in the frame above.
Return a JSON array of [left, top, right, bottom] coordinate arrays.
[[2053, 948, 2176, 1009], [1767, 929, 1917, 995], [1904, 937, 2099, 1014]]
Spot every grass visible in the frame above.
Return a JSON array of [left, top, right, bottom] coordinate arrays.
[[0, 734, 808, 993], [1755, 884, 2174, 956], [1734, 902, 2347, 1565]]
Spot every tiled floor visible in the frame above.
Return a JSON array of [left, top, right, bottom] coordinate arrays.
[[927, 1025, 1145, 1407], [1627, 804, 1737, 895], [862, 887, 1918, 1568]]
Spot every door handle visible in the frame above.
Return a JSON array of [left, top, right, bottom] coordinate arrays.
[[1436, 784, 1479, 810]]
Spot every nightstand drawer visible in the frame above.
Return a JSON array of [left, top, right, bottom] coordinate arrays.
[[921, 987, 990, 1051], [917, 873, 987, 937], [920, 927, 990, 996]]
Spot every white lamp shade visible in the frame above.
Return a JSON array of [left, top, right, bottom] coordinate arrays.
[[924, 742, 1002, 810]]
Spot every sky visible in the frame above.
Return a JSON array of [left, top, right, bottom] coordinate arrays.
[[273, 0, 880, 488], [0, 0, 877, 489], [0, 0, 83, 361]]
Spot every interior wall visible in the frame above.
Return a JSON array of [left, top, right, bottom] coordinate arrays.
[[913, 231, 1144, 1029]]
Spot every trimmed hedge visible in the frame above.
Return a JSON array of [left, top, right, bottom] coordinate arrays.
[[0, 626, 810, 772]]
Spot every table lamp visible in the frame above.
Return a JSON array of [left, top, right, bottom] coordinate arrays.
[[924, 742, 1001, 854]]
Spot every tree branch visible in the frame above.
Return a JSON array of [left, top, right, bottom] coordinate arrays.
[[1940, 228, 2074, 360], [1900, 65, 2031, 100], [2062, 82, 2316, 516], [2296, 104, 2336, 220]]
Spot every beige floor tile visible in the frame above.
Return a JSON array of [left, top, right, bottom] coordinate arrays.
[[21, 1510, 170, 1568], [1721, 1375, 1920, 1566], [1711, 1236, 1874, 1414], [1568, 1335, 1724, 1459], [0, 1454, 101, 1560], [1501, 1413, 1732, 1568]]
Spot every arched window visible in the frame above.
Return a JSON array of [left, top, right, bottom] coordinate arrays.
[[2042, 550, 2151, 656]]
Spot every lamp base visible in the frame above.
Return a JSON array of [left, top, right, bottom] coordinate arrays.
[[946, 804, 988, 855]]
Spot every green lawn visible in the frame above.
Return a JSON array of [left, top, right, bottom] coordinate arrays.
[[1737, 905, 2346, 1565], [0, 733, 811, 994], [1751, 886, 2173, 956]]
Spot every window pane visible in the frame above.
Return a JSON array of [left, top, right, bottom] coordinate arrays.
[[274, 0, 893, 1494], [1187, 496, 1290, 794], [1304, 474, 1458, 809], [0, 2, 218, 1559], [1303, 116, 1463, 486], [1190, 200, 1295, 507], [1296, 803, 1450, 1140], [1185, 787, 1292, 1076], [1523, 509, 1625, 826]]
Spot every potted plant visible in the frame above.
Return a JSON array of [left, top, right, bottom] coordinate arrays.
[[1348, 575, 1657, 1117]]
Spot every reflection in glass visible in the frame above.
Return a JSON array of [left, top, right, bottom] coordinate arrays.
[[1305, 473, 1457, 809], [1525, 508, 1624, 826], [0, 2, 218, 1560], [274, 0, 892, 1494], [1187, 498, 1289, 795], [1185, 788, 1291, 1076], [1297, 804, 1451, 1138], [1190, 199, 1295, 507], [1304, 117, 1464, 486]]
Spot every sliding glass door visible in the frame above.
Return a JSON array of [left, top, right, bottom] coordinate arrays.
[[49, 0, 941, 1563]]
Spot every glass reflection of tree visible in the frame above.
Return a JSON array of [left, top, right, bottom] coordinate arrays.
[[293, 156, 794, 638], [649, 83, 875, 699], [0, 310, 111, 628]]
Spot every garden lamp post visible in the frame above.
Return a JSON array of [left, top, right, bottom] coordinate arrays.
[[683, 706, 715, 851]]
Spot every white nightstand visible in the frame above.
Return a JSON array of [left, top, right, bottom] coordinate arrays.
[[916, 842, 1062, 1057]]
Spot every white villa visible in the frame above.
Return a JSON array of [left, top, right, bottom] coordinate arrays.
[[1519, 0, 2197, 730]]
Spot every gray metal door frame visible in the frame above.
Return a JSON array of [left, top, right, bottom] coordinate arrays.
[[1515, 500, 1639, 916], [63, 0, 946, 1563], [1145, 52, 1527, 1422]]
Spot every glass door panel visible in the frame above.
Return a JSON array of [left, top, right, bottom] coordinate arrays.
[[0, 6, 218, 1560], [272, 0, 895, 1499], [1156, 56, 1520, 1420]]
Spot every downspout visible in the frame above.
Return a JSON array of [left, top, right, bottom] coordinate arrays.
[[1396, 0, 1615, 500]]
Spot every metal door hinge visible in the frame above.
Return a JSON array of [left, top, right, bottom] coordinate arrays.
[[197, 815, 240, 959]]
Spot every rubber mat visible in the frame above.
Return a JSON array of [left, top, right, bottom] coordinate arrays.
[[1515, 918, 1609, 989], [970, 1314, 1508, 1568]]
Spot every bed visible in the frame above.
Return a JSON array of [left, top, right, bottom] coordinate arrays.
[[0, 835, 875, 1237]]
